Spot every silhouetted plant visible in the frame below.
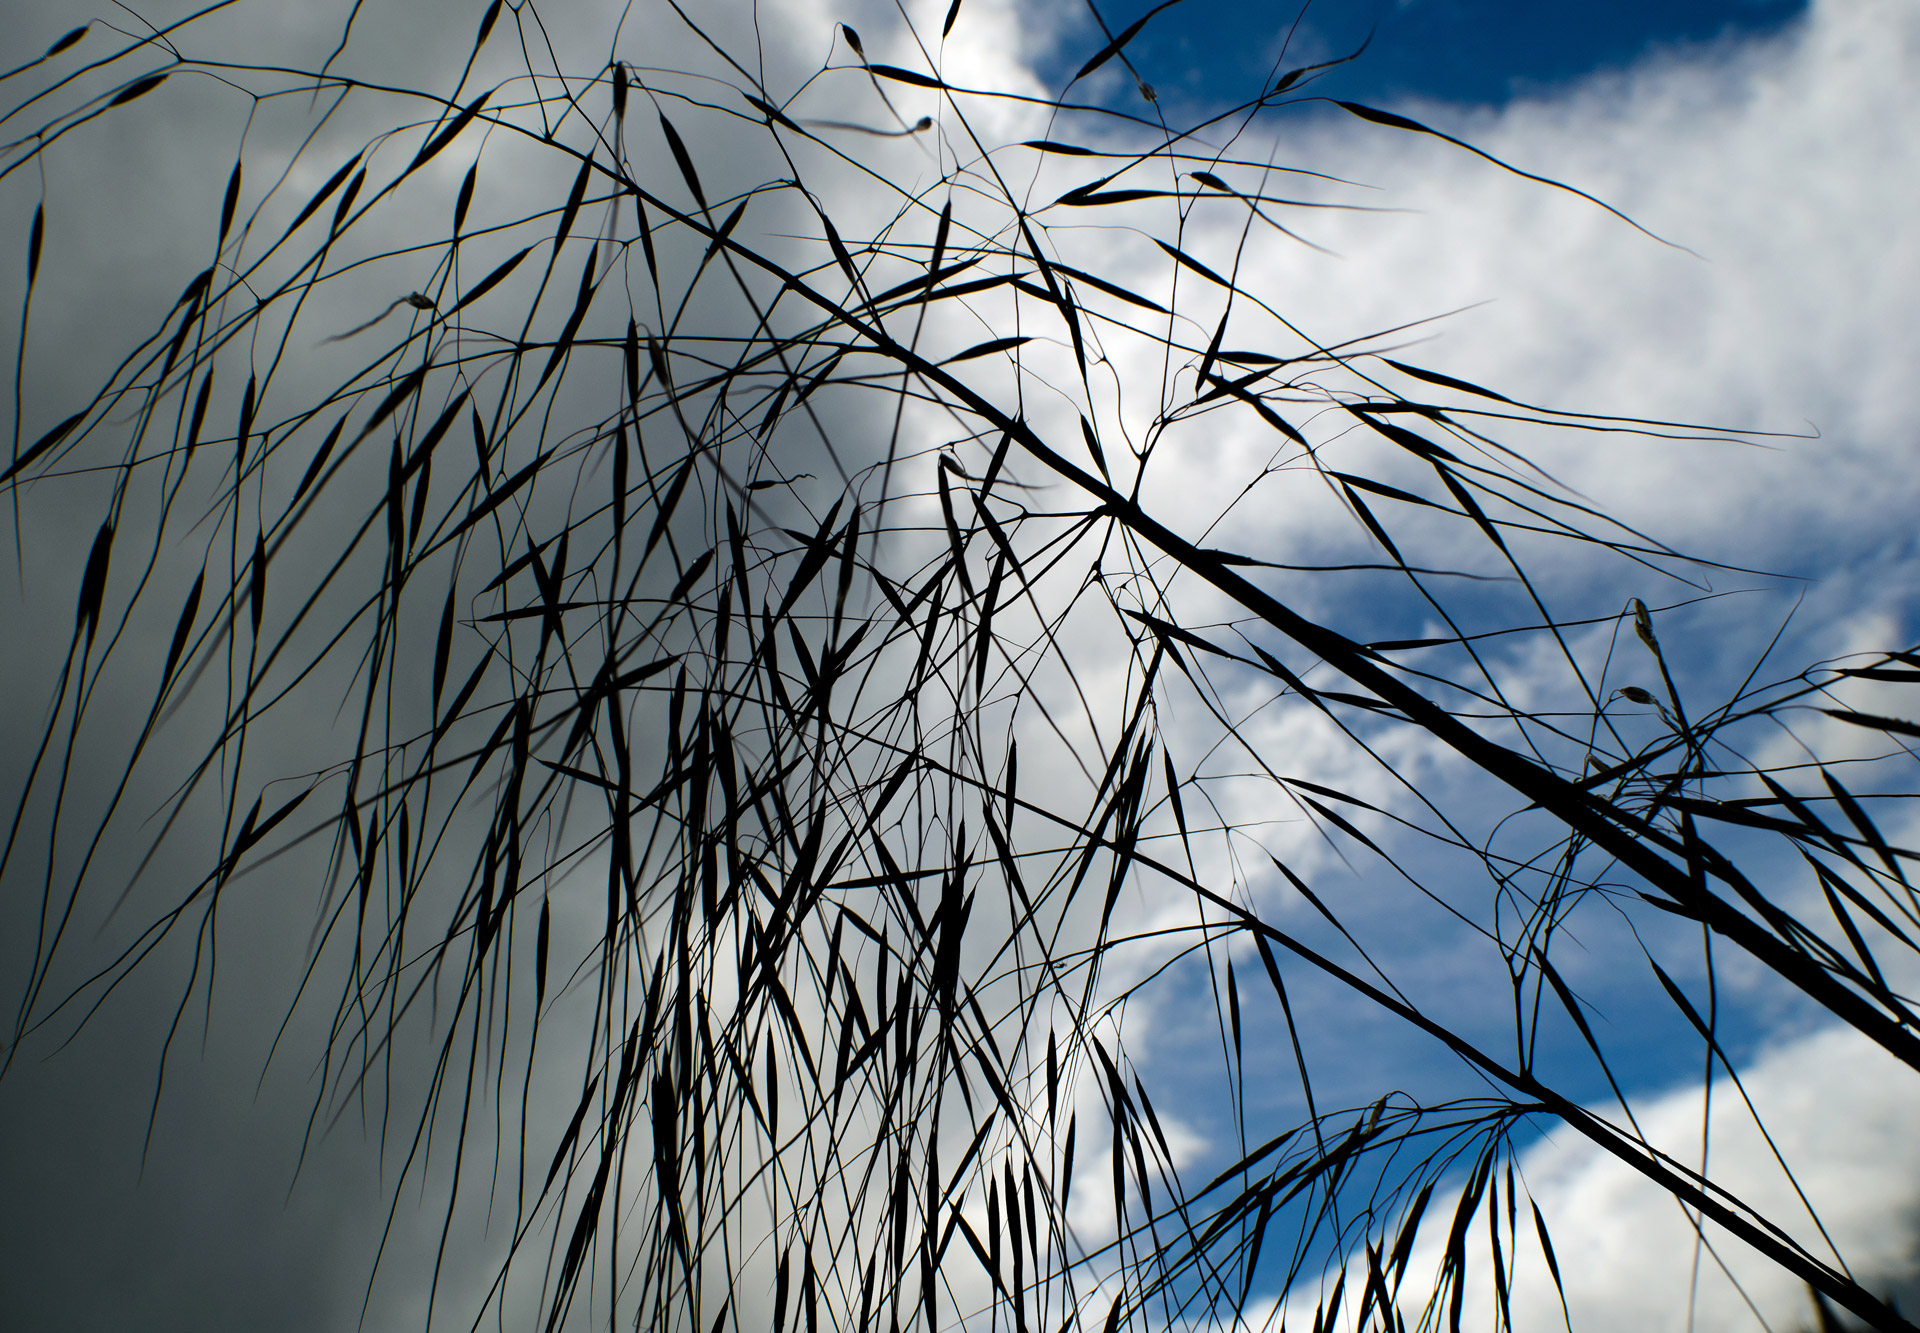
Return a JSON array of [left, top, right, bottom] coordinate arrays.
[[5, 4, 1918, 1332]]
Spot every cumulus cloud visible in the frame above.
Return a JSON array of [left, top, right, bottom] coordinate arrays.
[[1039, 3, 1920, 1326], [1268, 1023, 1920, 1333]]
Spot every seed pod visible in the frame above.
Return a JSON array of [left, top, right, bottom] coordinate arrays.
[[1630, 597, 1656, 650]]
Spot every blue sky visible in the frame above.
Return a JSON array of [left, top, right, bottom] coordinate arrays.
[[1034, 0, 1808, 109], [999, 0, 1920, 1322]]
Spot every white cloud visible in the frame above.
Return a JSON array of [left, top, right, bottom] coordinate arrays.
[[1056, 0, 1920, 980], [1008, 2, 1920, 1326], [1173, 0, 1920, 584], [1271, 1023, 1920, 1333]]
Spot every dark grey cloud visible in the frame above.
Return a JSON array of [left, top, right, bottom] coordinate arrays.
[[0, 2, 815, 1328]]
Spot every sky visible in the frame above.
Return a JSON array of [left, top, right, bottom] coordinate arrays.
[[3, 1, 1919, 1331], [1339, 0, 1802, 101], [1036, 0, 1809, 110]]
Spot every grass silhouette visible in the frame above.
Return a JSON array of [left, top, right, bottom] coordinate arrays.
[[4, 3, 1918, 1331]]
